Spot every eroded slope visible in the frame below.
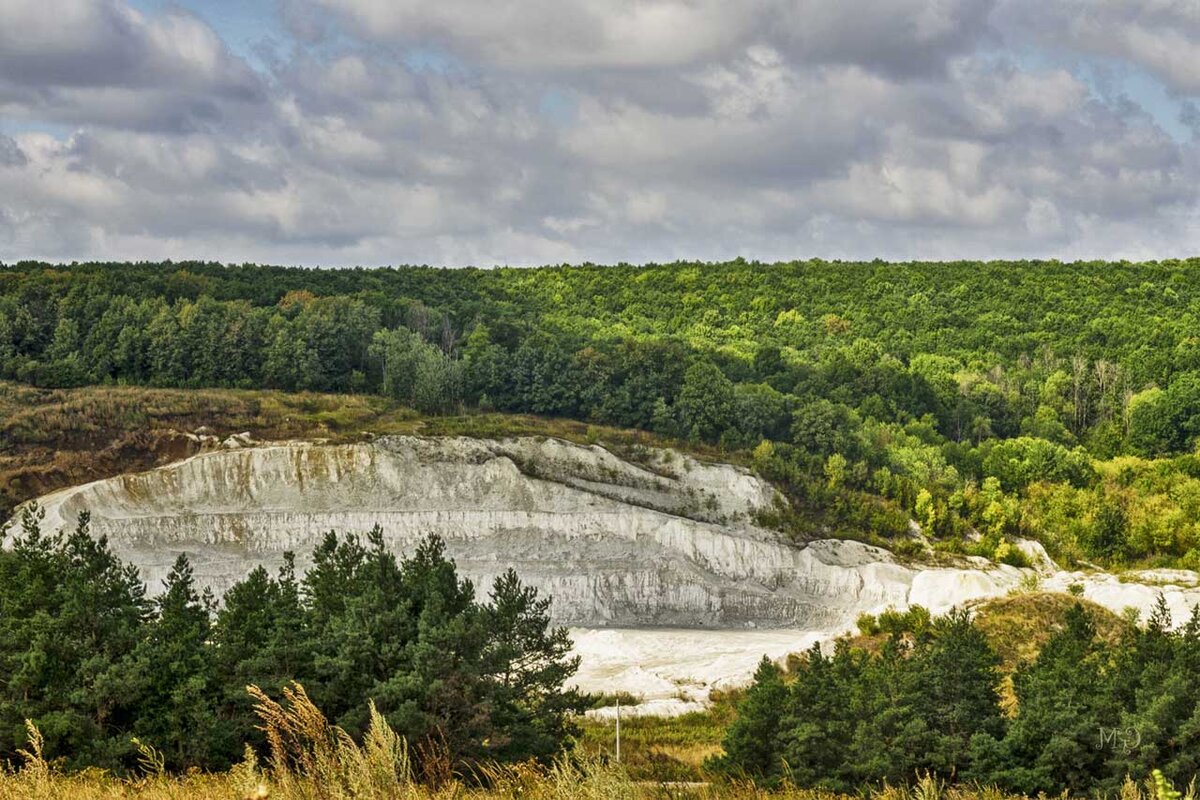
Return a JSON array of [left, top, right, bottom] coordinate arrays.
[[14, 435, 1024, 628]]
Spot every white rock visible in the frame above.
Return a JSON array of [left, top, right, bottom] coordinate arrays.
[[10, 435, 1028, 628]]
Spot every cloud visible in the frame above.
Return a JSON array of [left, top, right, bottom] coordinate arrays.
[[314, 0, 994, 76], [993, 0, 1200, 93], [0, 0, 264, 131], [0, 136, 27, 168], [0, 0, 1197, 266]]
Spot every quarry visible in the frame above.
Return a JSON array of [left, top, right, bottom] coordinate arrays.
[[11, 434, 1200, 714]]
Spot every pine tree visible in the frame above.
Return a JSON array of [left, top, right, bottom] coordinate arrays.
[[779, 641, 860, 791], [212, 561, 313, 762], [986, 603, 1114, 795], [132, 554, 222, 771], [846, 634, 930, 785], [1109, 597, 1198, 787], [479, 569, 586, 764], [0, 509, 150, 770], [919, 607, 1004, 778], [713, 656, 788, 781], [373, 533, 485, 772]]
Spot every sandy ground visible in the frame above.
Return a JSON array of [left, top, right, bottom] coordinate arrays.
[[569, 627, 828, 718]]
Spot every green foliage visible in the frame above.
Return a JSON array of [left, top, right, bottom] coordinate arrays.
[[707, 657, 787, 782], [0, 507, 587, 776], [719, 600, 1200, 795], [980, 437, 1094, 492], [369, 328, 463, 413], [9, 259, 1200, 565], [674, 360, 736, 443]]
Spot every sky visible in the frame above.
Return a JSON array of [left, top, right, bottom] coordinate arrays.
[[0, 0, 1198, 267]]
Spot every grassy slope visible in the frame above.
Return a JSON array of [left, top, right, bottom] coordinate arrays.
[[969, 591, 1129, 672], [577, 691, 741, 784]]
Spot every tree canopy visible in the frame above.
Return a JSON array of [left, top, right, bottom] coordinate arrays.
[[0, 506, 586, 776], [6, 258, 1200, 568]]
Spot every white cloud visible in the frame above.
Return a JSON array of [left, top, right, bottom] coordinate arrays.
[[0, 0, 1197, 266]]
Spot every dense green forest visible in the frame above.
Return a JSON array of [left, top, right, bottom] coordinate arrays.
[[0, 505, 586, 777], [718, 599, 1200, 796], [5, 259, 1200, 568]]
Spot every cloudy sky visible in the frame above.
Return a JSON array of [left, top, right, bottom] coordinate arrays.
[[1, 0, 1198, 266]]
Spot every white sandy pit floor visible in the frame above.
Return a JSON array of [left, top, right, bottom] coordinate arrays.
[[570, 627, 826, 719]]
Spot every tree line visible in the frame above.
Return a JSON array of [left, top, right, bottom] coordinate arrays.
[[716, 600, 1200, 796], [6, 260, 1200, 568], [0, 505, 586, 777]]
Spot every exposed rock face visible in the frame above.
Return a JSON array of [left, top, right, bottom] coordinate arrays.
[[17, 433, 1200, 713], [11, 435, 1026, 628]]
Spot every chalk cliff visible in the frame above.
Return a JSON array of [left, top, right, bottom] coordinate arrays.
[[14, 435, 1200, 635], [13, 435, 1026, 628]]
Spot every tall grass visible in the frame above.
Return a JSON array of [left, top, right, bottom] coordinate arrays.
[[246, 682, 417, 799], [2, 687, 1194, 800]]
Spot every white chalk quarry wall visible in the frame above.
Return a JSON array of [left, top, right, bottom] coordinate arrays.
[[12, 435, 1200, 709], [16, 435, 1029, 629]]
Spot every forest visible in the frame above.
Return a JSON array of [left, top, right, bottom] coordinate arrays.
[[5, 258, 1200, 569], [7, 260, 1200, 795], [718, 598, 1200, 796], [0, 505, 586, 778]]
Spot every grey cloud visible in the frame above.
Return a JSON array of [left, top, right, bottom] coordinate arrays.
[[0, 135, 27, 168], [0, 0, 1198, 266], [772, 0, 995, 76], [0, 0, 261, 93], [993, 0, 1200, 94], [0, 0, 265, 132], [314, 0, 993, 77]]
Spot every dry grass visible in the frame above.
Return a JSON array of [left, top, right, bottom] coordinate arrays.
[[0, 381, 723, 519], [3, 758, 1189, 800], [968, 592, 1130, 673], [0, 382, 415, 517], [837, 593, 1129, 675], [577, 690, 741, 784]]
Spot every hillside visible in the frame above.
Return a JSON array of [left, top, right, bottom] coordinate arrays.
[[6, 260, 1200, 570], [970, 591, 1131, 670], [0, 381, 725, 520]]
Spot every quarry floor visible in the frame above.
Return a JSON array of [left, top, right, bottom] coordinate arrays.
[[570, 627, 828, 718]]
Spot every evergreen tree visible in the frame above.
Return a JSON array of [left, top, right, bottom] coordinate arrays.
[[131, 555, 222, 771], [479, 569, 587, 764], [0, 508, 150, 769], [779, 641, 860, 791], [211, 556, 312, 761], [374, 533, 485, 771], [846, 635, 931, 785], [919, 607, 1004, 778], [984, 604, 1113, 795], [712, 656, 787, 781]]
